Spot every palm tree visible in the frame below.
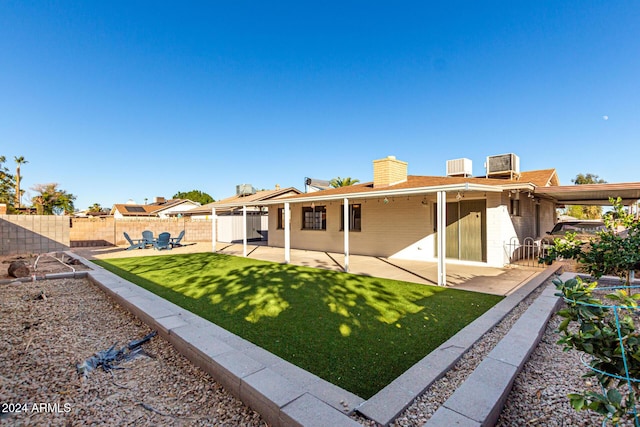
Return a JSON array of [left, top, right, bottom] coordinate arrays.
[[14, 156, 28, 208], [31, 183, 75, 215], [330, 177, 360, 188]]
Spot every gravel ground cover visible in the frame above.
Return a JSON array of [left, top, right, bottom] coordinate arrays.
[[0, 275, 265, 427], [497, 314, 606, 426]]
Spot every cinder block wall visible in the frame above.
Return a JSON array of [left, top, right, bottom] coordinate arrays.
[[70, 217, 117, 247], [0, 215, 69, 255], [70, 217, 213, 246], [0, 216, 213, 254]]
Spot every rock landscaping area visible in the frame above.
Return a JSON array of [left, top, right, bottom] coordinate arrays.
[[0, 261, 265, 426]]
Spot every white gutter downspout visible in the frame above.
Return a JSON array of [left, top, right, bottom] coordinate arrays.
[[211, 207, 217, 252], [284, 202, 291, 264], [437, 191, 447, 286], [344, 198, 349, 273], [242, 205, 247, 257]]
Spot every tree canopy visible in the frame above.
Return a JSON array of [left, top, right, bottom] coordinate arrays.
[[31, 183, 76, 215], [88, 203, 107, 213], [173, 190, 214, 205], [0, 155, 15, 209], [330, 177, 360, 188], [572, 173, 607, 185], [565, 172, 607, 219]]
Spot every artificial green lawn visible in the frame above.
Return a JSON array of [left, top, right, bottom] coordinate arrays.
[[93, 253, 502, 398]]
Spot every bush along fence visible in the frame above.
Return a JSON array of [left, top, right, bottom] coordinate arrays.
[[549, 198, 640, 426]]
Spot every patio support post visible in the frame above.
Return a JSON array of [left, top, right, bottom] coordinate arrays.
[[211, 207, 217, 252], [344, 197, 349, 272], [437, 191, 447, 286], [242, 205, 247, 257], [284, 202, 291, 264]]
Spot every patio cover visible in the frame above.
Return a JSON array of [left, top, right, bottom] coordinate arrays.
[[210, 181, 505, 286], [534, 182, 640, 205]]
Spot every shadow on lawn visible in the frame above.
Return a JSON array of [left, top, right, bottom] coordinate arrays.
[[148, 254, 443, 332], [117, 254, 443, 336]]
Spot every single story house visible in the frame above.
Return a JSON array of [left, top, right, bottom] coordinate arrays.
[[208, 155, 640, 286], [111, 197, 200, 219]]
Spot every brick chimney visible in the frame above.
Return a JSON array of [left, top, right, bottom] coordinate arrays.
[[373, 156, 408, 188], [0, 203, 6, 214]]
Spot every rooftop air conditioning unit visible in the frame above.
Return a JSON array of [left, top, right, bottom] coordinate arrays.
[[486, 153, 520, 178], [446, 158, 472, 177], [236, 184, 256, 196]]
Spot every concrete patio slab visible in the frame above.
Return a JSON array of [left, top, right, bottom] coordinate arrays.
[[74, 243, 543, 297]]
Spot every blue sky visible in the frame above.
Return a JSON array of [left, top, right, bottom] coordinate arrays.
[[1, 1, 638, 211]]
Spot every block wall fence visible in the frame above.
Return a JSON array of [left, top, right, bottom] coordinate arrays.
[[0, 215, 212, 255], [0, 215, 69, 255]]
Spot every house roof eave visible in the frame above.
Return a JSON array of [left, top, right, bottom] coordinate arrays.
[[212, 183, 506, 208]]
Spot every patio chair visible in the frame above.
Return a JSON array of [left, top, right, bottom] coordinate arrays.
[[170, 230, 185, 248], [123, 232, 144, 250], [142, 230, 155, 248], [154, 232, 172, 250]]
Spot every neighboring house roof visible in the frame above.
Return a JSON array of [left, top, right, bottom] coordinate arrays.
[[186, 187, 303, 214], [111, 199, 199, 217], [111, 204, 161, 217], [73, 210, 111, 218]]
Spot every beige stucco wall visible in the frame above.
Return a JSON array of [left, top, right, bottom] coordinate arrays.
[[268, 190, 557, 268], [489, 192, 557, 265], [268, 195, 434, 258]]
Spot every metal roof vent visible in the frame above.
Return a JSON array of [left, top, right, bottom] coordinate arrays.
[[446, 158, 472, 177], [486, 153, 520, 179]]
